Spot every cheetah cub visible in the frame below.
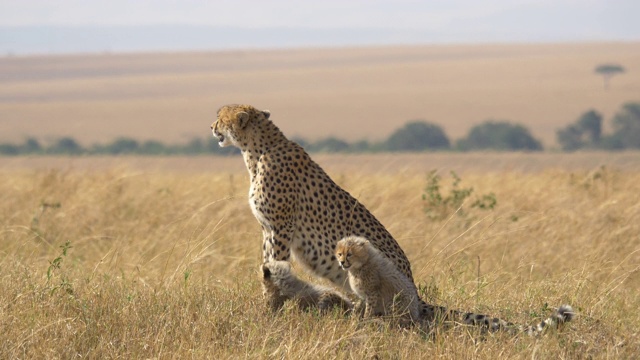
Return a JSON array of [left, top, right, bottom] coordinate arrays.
[[335, 236, 421, 324], [260, 260, 353, 314]]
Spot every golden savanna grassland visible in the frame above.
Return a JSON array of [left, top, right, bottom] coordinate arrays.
[[1, 42, 639, 147], [1, 154, 639, 359]]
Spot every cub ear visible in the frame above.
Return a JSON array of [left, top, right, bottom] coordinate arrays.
[[262, 110, 271, 119], [237, 111, 250, 129], [261, 264, 271, 279]]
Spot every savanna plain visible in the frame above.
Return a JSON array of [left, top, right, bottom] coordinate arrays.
[[1, 42, 639, 147], [1, 153, 639, 359]]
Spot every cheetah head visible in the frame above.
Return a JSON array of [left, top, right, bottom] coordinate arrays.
[[211, 104, 271, 148], [335, 236, 369, 271]]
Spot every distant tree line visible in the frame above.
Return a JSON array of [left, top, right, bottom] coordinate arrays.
[[556, 102, 640, 151], [0, 122, 540, 156], [1, 101, 638, 156], [0, 137, 240, 156]]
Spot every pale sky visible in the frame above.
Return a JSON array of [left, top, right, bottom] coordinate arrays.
[[0, 0, 636, 31], [1, 1, 536, 27], [1, 0, 638, 53]]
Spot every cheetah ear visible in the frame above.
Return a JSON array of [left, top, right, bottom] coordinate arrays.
[[261, 264, 271, 279], [236, 111, 250, 129], [262, 110, 271, 119]]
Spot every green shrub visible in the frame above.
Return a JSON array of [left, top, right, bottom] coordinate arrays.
[[422, 170, 496, 220]]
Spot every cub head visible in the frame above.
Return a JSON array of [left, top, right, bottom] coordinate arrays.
[[335, 236, 370, 271], [211, 104, 271, 148]]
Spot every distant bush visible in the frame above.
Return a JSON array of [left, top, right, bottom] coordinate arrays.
[[557, 110, 603, 151], [457, 121, 542, 151], [0, 144, 20, 155], [48, 137, 84, 155], [139, 140, 170, 155], [181, 138, 206, 155], [307, 137, 351, 153], [0, 137, 42, 155], [350, 139, 380, 153], [578, 110, 603, 143], [556, 125, 583, 151], [556, 102, 640, 151], [106, 137, 140, 154], [385, 120, 450, 152], [22, 138, 43, 154], [608, 102, 640, 149]]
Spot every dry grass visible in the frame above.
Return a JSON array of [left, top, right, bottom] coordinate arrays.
[[1, 155, 639, 359], [1, 42, 639, 147]]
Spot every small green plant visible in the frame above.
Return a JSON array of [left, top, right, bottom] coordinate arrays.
[[471, 193, 497, 210], [416, 279, 441, 304], [422, 170, 496, 220], [46, 240, 74, 295]]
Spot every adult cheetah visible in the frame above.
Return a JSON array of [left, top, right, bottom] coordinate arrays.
[[211, 104, 413, 289], [211, 104, 574, 335]]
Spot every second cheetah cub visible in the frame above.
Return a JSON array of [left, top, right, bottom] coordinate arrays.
[[260, 260, 353, 314], [335, 236, 421, 324]]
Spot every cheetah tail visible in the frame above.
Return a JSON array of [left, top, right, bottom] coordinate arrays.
[[523, 304, 574, 336]]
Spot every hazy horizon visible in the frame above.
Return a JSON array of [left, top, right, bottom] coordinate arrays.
[[1, 0, 639, 55]]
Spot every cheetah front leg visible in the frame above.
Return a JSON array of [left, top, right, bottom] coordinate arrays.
[[251, 172, 296, 263], [259, 221, 296, 312], [352, 299, 366, 318], [261, 220, 295, 263], [363, 293, 379, 319]]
